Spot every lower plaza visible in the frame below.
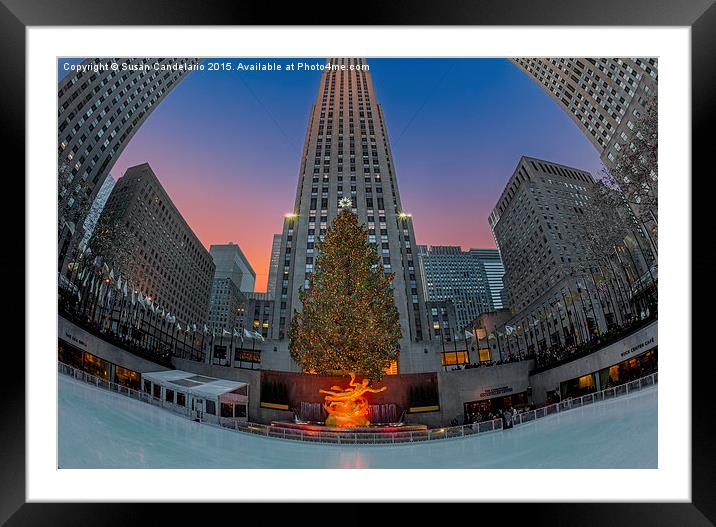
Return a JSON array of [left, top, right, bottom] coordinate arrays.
[[59, 373, 657, 469]]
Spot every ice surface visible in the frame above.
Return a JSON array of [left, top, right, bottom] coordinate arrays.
[[59, 375, 657, 468]]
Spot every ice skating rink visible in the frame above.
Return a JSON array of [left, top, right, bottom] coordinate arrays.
[[59, 374, 657, 468]]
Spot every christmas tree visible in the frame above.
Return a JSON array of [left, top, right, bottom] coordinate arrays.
[[289, 199, 402, 383]]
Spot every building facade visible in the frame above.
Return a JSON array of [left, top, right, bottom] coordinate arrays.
[[269, 58, 430, 372], [58, 57, 200, 271], [418, 245, 506, 333], [245, 292, 275, 341], [93, 163, 215, 326], [510, 58, 658, 168], [470, 248, 507, 310], [266, 234, 282, 298], [79, 174, 115, 250], [488, 156, 618, 357], [210, 243, 256, 293], [207, 243, 255, 333]]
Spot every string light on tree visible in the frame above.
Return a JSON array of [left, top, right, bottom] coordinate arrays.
[[289, 205, 402, 426]]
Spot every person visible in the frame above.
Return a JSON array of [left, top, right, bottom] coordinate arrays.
[[503, 408, 513, 429]]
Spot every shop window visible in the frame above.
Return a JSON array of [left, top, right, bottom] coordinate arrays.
[[165, 388, 174, 403], [83, 352, 109, 380], [58, 341, 83, 369], [152, 383, 161, 399], [235, 404, 247, 418], [176, 392, 186, 407], [143, 379, 151, 393], [578, 374, 594, 390], [478, 348, 491, 362], [205, 400, 216, 415], [115, 366, 140, 390], [214, 345, 227, 360]]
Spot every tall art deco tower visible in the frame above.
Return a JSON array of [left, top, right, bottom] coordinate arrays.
[[270, 58, 430, 372]]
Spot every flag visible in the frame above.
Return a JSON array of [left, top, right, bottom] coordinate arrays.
[[222, 328, 231, 336], [203, 324, 209, 334], [233, 328, 241, 338], [505, 325, 515, 335], [176, 323, 182, 331], [464, 330, 474, 340], [122, 280, 128, 297], [244, 328, 265, 342]]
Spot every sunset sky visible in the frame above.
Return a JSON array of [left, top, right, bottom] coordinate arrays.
[[59, 58, 603, 292]]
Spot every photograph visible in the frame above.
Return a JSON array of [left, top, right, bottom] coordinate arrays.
[[56, 56, 659, 469]]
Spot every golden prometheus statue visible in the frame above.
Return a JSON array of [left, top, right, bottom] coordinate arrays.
[[320, 372, 386, 428]]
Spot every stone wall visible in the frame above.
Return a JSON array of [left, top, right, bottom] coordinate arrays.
[[433, 360, 535, 426]]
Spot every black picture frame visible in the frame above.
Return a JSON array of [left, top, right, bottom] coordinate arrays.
[[3, 0, 712, 524]]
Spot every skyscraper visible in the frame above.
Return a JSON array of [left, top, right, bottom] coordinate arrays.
[[489, 156, 596, 314], [93, 163, 215, 326], [58, 57, 200, 271], [510, 58, 657, 168], [79, 174, 115, 250], [469, 248, 507, 311], [266, 234, 282, 298], [210, 243, 256, 293], [417, 245, 505, 332], [208, 243, 256, 333], [269, 58, 429, 372], [488, 156, 620, 354]]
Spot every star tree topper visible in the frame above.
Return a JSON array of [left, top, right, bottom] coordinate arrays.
[[338, 197, 352, 209]]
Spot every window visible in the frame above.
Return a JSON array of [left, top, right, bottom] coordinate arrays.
[[205, 400, 216, 415], [165, 388, 174, 403], [441, 351, 469, 366], [221, 402, 234, 418], [176, 392, 186, 407]]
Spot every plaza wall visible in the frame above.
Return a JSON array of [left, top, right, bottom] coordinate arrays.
[[528, 320, 658, 405], [58, 314, 658, 427], [422, 360, 534, 427], [58, 316, 171, 373], [261, 369, 438, 422]]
